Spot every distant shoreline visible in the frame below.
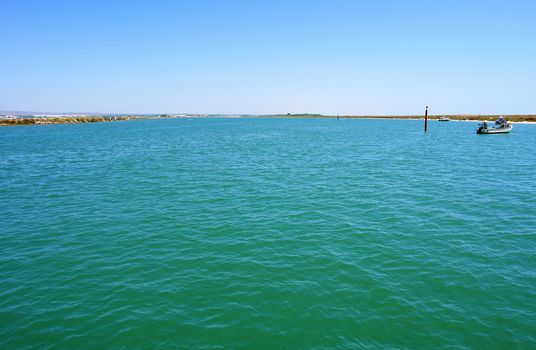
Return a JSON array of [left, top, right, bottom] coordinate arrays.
[[255, 114, 536, 123], [1, 114, 536, 126], [0, 116, 130, 126]]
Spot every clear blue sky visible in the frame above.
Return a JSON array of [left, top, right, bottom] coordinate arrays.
[[2, 0, 535, 115]]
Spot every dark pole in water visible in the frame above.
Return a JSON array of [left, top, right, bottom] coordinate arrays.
[[424, 106, 428, 132]]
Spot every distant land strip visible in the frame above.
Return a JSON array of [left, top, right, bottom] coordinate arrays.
[[257, 114, 536, 122], [1, 114, 536, 126], [0, 116, 130, 126]]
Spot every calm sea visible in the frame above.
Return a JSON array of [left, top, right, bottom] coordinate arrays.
[[1, 118, 535, 349]]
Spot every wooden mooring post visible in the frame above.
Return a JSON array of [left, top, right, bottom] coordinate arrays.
[[424, 106, 428, 132]]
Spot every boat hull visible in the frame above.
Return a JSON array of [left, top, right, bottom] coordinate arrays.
[[477, 125, 513, 134]]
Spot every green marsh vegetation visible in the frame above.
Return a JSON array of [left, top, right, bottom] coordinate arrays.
[[0, 116, 130, 126]]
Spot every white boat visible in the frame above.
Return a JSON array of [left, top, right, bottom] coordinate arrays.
[[476, 117, 513, 134], [438, 116, 450, 121]]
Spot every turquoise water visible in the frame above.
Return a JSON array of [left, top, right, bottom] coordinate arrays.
[[1, 118, 535, 349]]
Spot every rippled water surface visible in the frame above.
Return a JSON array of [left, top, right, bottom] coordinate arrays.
[[1, 118, 535, 349]]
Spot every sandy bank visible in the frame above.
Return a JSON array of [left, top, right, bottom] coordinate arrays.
[[0, 116, 130, 126]]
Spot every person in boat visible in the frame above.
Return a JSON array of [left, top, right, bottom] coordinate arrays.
[[496, 116, 507, 127]]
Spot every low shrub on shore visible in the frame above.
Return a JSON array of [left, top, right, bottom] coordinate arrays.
[[0, 116, 130, 126]]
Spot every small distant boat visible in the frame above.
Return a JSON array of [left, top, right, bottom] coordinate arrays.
[[438, 116, 450, 122], [476, 116, 513, 134]]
